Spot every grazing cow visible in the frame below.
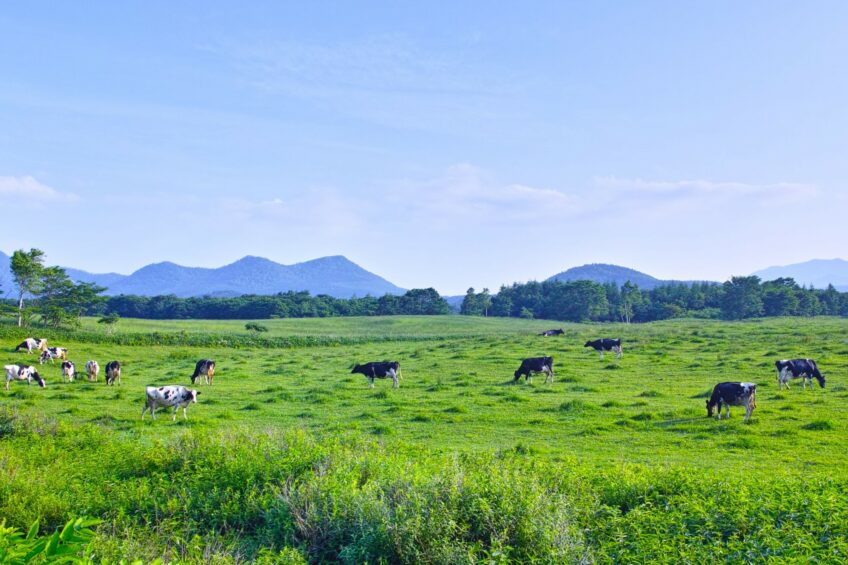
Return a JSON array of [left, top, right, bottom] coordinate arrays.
[[539, 329, 564, 337], [15, 338, 47, 354], [706, 382, 757, 422], [4, 364, 45, 390], [775, 359, 826, 390], [141, 385, 200, 421], [584, 338, 622, 360], [351, 361, 401, 388], [39, 347, 68, 364], [105, 361, 121, 385], [61, 361, 76, 383], [513, 356, 555, 383], [85, 360, 100, 382], [190, 359, 215, 385]]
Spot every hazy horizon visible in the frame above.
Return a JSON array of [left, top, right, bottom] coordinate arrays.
[[2, 2, 847, 295]]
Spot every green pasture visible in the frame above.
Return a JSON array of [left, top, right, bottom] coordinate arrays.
[[3, 316, 847, 471], [1, 316, 847, 562]]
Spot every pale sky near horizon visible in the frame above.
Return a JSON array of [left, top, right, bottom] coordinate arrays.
[[1, 2, 846, 295]]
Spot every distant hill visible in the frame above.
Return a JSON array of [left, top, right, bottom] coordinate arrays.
[[545, 263, 708, 290], [752, 259, 848, 291], [1, 252, 406, 298]]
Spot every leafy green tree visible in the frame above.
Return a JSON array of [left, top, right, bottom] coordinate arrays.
[[721, 276, 764, 320], [10, 248, 45, 327], [620, 281, 642, 323], [461, 287, 480, 315]]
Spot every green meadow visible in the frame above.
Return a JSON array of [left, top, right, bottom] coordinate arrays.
[[1, 316, 847, 563]]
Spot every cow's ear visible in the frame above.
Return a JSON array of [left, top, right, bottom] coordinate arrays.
[[195, 391, 201, 395]]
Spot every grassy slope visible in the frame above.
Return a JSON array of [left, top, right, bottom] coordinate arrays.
[[3, 316, 847, 472]]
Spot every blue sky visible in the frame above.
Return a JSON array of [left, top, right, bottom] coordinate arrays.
[[1, 2, 846, 294]]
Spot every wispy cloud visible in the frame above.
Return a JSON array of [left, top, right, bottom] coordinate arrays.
[[594, 176, 817, 200], [0, 176, 78, 203]]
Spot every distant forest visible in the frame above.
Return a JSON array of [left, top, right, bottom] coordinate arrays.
[[86, 276, 848, 322], [3, 248, 847, 326]]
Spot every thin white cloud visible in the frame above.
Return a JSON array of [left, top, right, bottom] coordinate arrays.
[[0, 176, 78, 203], [594, 176, 817, 200]]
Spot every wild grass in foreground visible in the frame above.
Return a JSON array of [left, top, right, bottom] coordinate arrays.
[[1, 417, 847, 564]]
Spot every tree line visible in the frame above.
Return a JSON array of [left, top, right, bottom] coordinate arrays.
[[2, 248, 847, 326], [462, 276, 848, 322]]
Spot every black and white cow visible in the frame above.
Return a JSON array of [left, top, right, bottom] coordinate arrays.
[[351, 361, 401, 388], [539, 329, 564, 337], [39, 347, 68, 364], [4, 364, 45, 390], [513, 356, 555, 383], [706, 382, 757, 422], [190, 359, 215, 385], [775, 359, 826, 390], [85, 360, 100, 382], [584, 338, 622, 360], [141, 385, 200, 421], [61, 361, 76, 383], [105, 361, 121, 385], [15, 338, 47, 354]]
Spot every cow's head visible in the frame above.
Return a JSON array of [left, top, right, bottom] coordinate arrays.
[[190, 389, 200, 403], [705, 398, 716, 417], [31, 370, 45, 388], [583, 341, 593, 348], [351, 364, 362, 374], [815, 374, 826, 388]]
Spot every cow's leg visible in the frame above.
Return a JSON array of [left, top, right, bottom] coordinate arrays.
[[172, 406, 179, 421], [614, 346, 622, 359], [151, 406, 156, 420], [369, 376, 375, 388], [389, 369, 398, 388], [598, 350, 604, 361], [183, 406, 188, 420], [141, 403, 148, 419], [744, 402, 753, 422]]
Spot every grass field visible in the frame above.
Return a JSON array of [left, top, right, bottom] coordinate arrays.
[[1, 316, 847, 562]]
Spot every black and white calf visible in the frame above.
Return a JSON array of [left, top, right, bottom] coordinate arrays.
[[706, 382, 757, 422], [15, 338, 47, 354], [61, 361, 76, 383], [775, 359, 825, 390], [539, 329, 564, 337], [105, 361, 121, 385], [513, 356, 555, 383], [86, 360, 100, 382], [4, 364, 45, 390], [39, 347, 68, 364], [190, 360, 215, 385], [351, 361, 401, 388], [584, 338, 622, 360], [141, 385, 200, 421]]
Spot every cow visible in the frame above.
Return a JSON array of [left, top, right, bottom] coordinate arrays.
[[4, 364, 45, 390], [141, 385, 200, 421], [539, 329, 564, 337], [775, 359, 825, 390], [61, 361, 76, 383], [15, 338, 47, 354], [85, 360, 100, 382], [584, 338, 622, 360], [39, 347, 68, 364], [105, 361, 121, 385], [190, 360, 215, 385], [513, 356, 555, 383], [351, 361, 401, 388], [706, 382, 757, 422]]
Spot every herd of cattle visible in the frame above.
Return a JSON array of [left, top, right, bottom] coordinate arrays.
[[4, 331, 830, 424]]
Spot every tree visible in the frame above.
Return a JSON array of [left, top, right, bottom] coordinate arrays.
[[245, 322, 269, 334], [460, 287, 480, 315], [10, 249, 45, 327], [619, 281, 642, 323], [721, 276, 764, 320]]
